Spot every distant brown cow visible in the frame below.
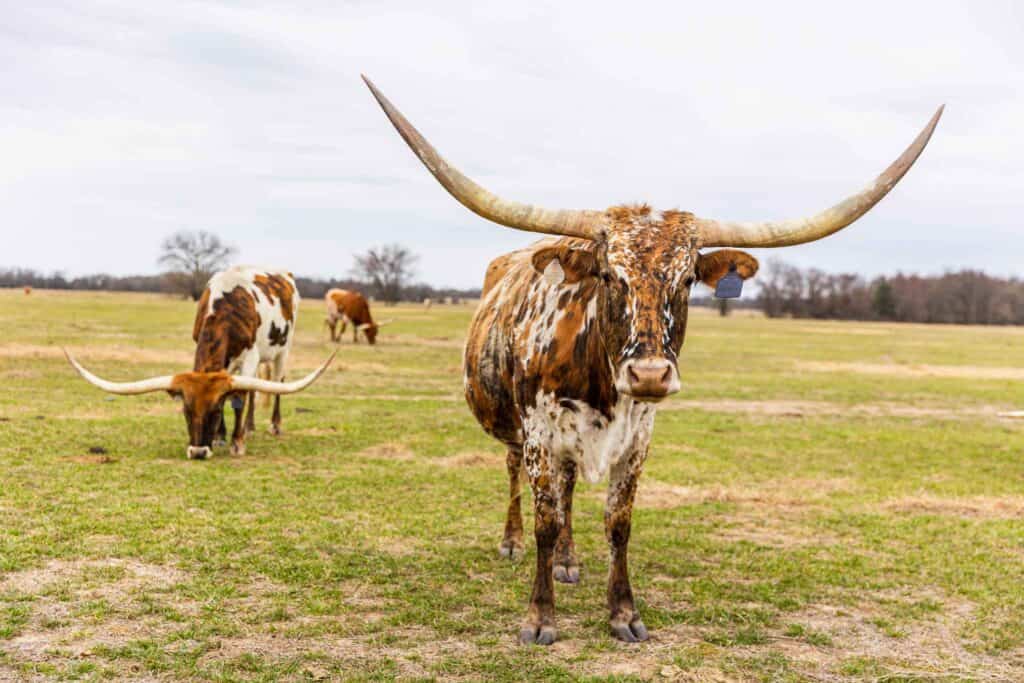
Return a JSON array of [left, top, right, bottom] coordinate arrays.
[[324, 289, 391, 344]]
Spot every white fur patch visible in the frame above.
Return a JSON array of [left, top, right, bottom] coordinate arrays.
[[524, 391, 655, 484]]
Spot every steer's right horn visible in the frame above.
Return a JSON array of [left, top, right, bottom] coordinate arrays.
[[363, 75, 604, 240], [64, 348, 174, 395], [230, 352, 336, 395]]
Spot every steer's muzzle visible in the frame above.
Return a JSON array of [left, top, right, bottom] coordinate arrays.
[[186, 446, 212, 460], [617, 358, 680, 402]]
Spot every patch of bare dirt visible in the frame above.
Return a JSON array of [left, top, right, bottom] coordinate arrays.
[[797, 360, 1024, 381], [0, 558, 192, 674], [61, 454, 117, 464], [883, 494, 1024, 519], [779, 592, 1024, 681], [434, 451, 505, 468], [7, 343, 192, 366], [332, 394, 462, 402], [355, 441, 416, 461], [797, 326, 889, 336], [634, 478, 853, 510], [2, 558, 315, 670], [711, 514, 839, 549], [661, 398, 1006, 421]]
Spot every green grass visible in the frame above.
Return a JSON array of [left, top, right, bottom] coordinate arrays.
[[2, 289, 1024, 681]]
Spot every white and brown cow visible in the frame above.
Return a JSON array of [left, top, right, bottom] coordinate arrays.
[[66, 267, 334, 459], [364, 76, 942, 644]]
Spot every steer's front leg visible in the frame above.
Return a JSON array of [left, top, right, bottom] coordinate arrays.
[[606, 445, 649, 642], [553, 459, 580, 584], [520, 440, 559, 645]]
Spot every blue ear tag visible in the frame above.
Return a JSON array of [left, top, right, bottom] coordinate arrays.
[[714, 267, 743, 299]]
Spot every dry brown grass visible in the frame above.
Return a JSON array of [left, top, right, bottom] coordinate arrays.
[[883, 494, 1024, 519], [797, 359, 1024, 381]]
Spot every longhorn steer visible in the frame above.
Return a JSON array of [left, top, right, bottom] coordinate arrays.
[[324, 288, 389, 344], [364, 76, 942, 644], [66, 267, 334, 459]]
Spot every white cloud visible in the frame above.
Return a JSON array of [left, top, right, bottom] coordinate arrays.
[[2, 0, 1021, 287]]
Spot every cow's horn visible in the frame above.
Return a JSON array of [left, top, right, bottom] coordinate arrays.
[[64, 348, 174, 395], [362, 75, 604, 240], [375, 319, 395, 328], [230, 352, 336, 395], [695, 106, 944, 248]]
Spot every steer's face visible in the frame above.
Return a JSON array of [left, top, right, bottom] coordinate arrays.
[[168, 372, 236, 459], [533, 206, 758, 403], [599, 208, 697, 402]]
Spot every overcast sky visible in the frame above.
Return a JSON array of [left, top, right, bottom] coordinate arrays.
[[2, 1, 1021, 289]]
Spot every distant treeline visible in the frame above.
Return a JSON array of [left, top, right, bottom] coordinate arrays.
[[760, 261, 1024, 325], [1, 269, 481, 303]]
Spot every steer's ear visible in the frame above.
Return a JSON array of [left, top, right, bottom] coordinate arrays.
[[531, 245, 599, 285], [695, 249, 759, 287]]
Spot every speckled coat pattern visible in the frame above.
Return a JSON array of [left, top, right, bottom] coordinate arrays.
[[462, 205, 758, 644]]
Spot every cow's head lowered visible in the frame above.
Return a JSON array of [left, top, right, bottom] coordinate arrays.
[[363, 76, 941, 402], [63, 350, 335, 459]]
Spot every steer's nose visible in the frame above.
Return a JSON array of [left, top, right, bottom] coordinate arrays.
[[621, 359, 680, 401], [186, 446, 212, 460]]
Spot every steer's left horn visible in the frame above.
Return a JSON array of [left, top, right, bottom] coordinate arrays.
[[362, 75, 604, 240], [64, 348, 175, 395], [230, 352, 337, 395], [375, 319, 395, 328], [695, 106, 944, 248]]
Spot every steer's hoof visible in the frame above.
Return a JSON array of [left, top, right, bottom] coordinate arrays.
[[519, 624, 557, 646], [610, 618, 649, 643], [498, 539, 524, 561], [553, 563, 580, 584], [268, 424, 281, 437], [230, 442, 246, 456]]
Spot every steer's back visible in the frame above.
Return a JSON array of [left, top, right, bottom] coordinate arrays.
[[194, 267, 299, 373]]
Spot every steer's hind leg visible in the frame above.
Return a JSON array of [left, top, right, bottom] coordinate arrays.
[[605, 446, 650, 643], [553, 459, 580, 584], [499, 445, 525, 560], [243, 391, 256, 436], [230, 394, 247, 455], [519, 441, 559, 645], [269, 356, 285, 436]]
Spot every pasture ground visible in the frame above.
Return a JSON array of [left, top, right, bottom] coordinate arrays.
[[2, 289, 1024, 682]]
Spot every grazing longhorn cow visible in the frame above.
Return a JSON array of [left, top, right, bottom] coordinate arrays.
[[324, 288, 390, 344], [364, 76, 942, 644], [65, 267, 334, 459]]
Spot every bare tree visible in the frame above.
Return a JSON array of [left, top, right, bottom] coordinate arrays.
[[351, 244, 419, 304], [158, 231, 236, 300]]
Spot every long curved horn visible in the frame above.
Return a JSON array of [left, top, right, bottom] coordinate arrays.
[[64, 348, 174, 395], [696, 106, 944, 248], [374, 319, 395, 328], [230, 352, 336, 395], [362, 75, 604, 239]]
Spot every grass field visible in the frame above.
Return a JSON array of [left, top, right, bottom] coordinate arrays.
[[3, 289, 1024, 682]]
